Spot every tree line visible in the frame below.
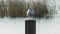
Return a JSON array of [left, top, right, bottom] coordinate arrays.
[[0, 0, 53, 18]]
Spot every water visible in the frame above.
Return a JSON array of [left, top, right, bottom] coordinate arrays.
[[0, 0, 60, 34]]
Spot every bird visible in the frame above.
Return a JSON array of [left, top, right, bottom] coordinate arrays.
[[27, 7, 35, 17], [26, 7, 35, 20]]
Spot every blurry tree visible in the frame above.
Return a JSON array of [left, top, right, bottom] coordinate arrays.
[[0, 3, 3, 17], [0, 0, 6, 17], [33, 2, 49, 18], [0, 0, 55, 18], [9, 0, 27, 17]]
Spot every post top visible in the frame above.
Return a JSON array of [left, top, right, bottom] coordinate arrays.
[[25, 20, 36, 22]]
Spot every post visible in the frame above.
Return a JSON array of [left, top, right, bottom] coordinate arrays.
[[25, 20, 36, 34]]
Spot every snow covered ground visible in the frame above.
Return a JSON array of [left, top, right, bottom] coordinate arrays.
[[0, 17, 25, 34]]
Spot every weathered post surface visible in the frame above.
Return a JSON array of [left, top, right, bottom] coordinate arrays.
[[25, 20, 36, 34]]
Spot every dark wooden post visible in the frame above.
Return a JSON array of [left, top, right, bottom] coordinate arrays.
[[25, 20, 36, 34]]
